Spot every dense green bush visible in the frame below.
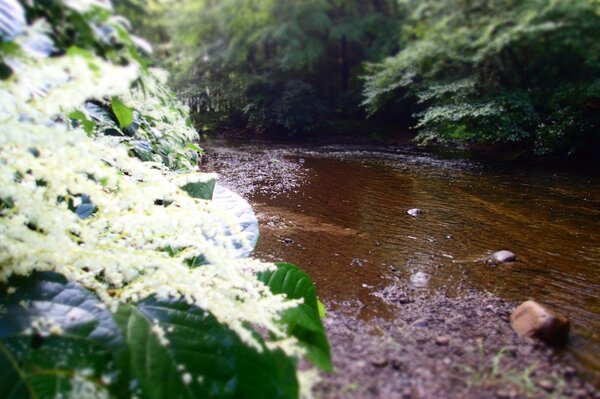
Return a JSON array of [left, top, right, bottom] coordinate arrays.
[[0, 1, 329, 397], [363, 0, 600, 156]]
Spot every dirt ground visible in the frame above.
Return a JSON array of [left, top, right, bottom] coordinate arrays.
[[314, 284, 599, 399], [203, 142, 600, 399]]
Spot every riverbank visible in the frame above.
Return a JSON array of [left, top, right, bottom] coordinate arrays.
[[315, 284, 598, 399], [202, 141, 600, 398], [203, 129, 600, 170]]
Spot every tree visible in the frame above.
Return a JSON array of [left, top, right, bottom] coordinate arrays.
[[363, 0, 600, 156], [118, 0, 399, 136]]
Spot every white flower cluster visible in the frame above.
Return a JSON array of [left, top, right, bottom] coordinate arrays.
[[65, 368, 110, 399], [0, 2, 300, 356]]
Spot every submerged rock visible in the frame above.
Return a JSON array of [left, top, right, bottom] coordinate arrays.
[[409, 271, 430, 288], [488, 250, 517, 264], [407, 208, 422, 217], [510, 300, 570, 346]]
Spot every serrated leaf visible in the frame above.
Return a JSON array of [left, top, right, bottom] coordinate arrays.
[[111, 97, 134, 129], [258, 263, 318, 309], [115, 297, 299, 399], [257, 263, 332, 371]]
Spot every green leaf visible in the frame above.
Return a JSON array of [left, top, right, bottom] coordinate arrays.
[[111, 97, 134, 129], [0, 272, 129, 398], [317, 299, 326, 319], [257, 263, 332, 371], [181, 178, 216, 200], [258, 263, 317, 309], [0, 342, 31, 398], [68, 110, 96, 136], [115, 297, 299, 399], [186, 142, 204, 153]]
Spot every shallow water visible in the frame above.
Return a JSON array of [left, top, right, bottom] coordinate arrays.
[[207, 143, 600, 383]]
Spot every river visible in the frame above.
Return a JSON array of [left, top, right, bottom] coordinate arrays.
[[205, 141, 600, 384]]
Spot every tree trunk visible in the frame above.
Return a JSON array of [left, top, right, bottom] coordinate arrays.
[[340, 35, 349, 93]]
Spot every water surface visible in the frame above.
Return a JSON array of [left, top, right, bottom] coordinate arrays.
[[208, 143, 600, 382]]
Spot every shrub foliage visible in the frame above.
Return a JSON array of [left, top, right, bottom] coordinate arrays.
[[362, 0, 600, 156]]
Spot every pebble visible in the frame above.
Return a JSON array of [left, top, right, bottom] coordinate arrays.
[[398, 296, 412, 305], [435, 336, 450, 346], [489, 250, 517, 263], [351, 258, 367, 267], [564, 366, 577, 378], [371, 357, 388, 367], [407, 208, 422, 217], [411, 319, 429, 328], [495, 388, 517, 398], [538, 379, 554, 392]]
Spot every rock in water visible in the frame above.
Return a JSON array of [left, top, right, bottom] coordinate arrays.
[[488, 250, 516, 264], [409, 271, 430, 288], [510, 300, 570, 346], [407, 208, 422, 217]]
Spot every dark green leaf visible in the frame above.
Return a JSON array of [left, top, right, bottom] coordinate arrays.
[[0, 272, 130, 398], [115, 297, 299, 399], [0, 342, 31, 398], [181, 178, 216, 200]]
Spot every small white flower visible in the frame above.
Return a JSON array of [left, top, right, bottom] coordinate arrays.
[[182, 373, 192, 385]]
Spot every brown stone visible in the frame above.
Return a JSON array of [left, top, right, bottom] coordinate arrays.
[[537, 379, 555, 392], [435, 335, 450, 346], [371, 357, 388, 367], [510, 300, 570, 346]]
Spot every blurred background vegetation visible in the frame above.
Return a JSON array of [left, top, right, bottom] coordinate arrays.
[[115, 0, 600, 159]]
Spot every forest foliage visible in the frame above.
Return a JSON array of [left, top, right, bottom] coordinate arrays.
[[122, 0, 600, 157], [363, 0, 600, 156], [118, 0, 401, 135], [0, 1, 329, 398]]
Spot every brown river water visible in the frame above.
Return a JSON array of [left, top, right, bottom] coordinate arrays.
[[206, 142, 600, 383]]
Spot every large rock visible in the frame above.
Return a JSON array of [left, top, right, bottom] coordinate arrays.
[[510, 300, 570, 346]]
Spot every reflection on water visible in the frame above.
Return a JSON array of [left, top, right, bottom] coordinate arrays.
[[209, 144, 600, 382]]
